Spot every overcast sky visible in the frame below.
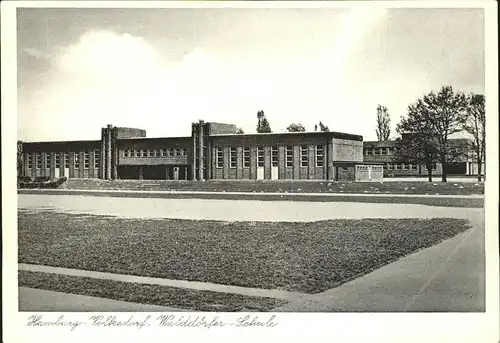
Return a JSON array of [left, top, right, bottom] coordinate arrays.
[[17, 7, 485, 142]]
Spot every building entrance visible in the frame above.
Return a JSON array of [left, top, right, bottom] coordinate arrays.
[[257, 167, 265, 180]]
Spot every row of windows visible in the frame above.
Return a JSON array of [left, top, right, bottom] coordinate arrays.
[[366, 147, 467, 157], [26, 151, 100, 170], [384, 163, 437, 171], [122, 148, 187, 158], [216, 145, 325, 168], [357, 165, 384, 172], [365, 147, 399, 156]]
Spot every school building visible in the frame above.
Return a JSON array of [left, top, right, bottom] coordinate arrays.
[[19, 120, 385, 182], [362, 139, 484, 177]]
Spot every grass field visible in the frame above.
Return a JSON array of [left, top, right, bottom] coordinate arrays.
[[19, 210, 471, 293], [60, 179, 484, 195], [18, 271, 284, 311]]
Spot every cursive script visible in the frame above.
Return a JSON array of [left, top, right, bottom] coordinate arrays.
[[156, 315, 278, 328], [27, 315, 86, 331], [90, 315, 151, 329], [26, 314, 279, 331]]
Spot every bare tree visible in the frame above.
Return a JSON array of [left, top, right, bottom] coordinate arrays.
[[376, 105, 391, 141], [463, 93, 485, 181], [396, 86, 469, 182], [394, 134, 439, 182]]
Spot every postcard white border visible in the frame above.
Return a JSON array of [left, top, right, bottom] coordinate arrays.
[[2, 2, 499, 343]]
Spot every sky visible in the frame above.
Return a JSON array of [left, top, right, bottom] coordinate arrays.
[[17, 6, 485, 142]]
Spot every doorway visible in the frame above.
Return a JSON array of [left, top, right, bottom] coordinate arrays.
[[271, 166, 278, 180], [257, 167, 264, 180]]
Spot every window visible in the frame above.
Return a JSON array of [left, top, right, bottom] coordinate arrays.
[[365, 149, 372, 156], [286, 146, 293, 167], [394, 164, 399, 170], [175, 147, 181, 156], [140, 149, 147, 158], [64, 153, 69, 168], [135, 149, 140, 158], [84, 151, 90, 169], [168, 149, 174, 157], [74, 152, 80, 169], [161, 148, 167, 157], [124, 149, 129, 157], [94, 150, 100, 169], [230, 147, 237, 168], [45, 154, 51, 169], [373, 148, 379, 155], [300, 145, 308, 167], [387, 164, 393, 170], [55, 153, 61, 168], [271, 146, 278, 167], [148, 149, 154, 157], [316, 145, 324, 167], [243, 147, 250, 168], [36, 153, 42, 169], [257, 146, 264, 167], [154, 149, 161, 157], [27, 154, 33, 169], [216, 147, 224, 168], [381, 148, 387, 155]]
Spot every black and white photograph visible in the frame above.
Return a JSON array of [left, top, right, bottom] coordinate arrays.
[[2, 1, 499, 343]]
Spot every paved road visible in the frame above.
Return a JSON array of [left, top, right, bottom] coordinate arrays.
[[18, 194, 483, 222]]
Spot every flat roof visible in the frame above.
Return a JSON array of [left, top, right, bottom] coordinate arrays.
[[22, 139, 100, 145], [117, 136, 191, 142], [212, 131, 363, 141]]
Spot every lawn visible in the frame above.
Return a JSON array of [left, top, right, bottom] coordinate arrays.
[[18, 271, 284, 312], [59, 179, 484, 195], [18, 210, 471, 294]]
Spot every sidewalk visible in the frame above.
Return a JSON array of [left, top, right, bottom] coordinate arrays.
[[18, 188, 484, 199], [275, 214, 485, 312]]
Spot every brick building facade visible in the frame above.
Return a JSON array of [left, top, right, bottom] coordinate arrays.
[[362, 139, 484, 177], [20, 121, 384, 182]]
